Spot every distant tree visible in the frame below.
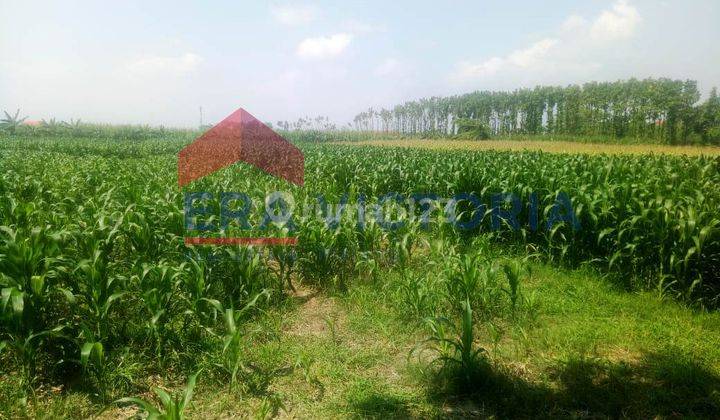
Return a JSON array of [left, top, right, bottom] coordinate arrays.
[[698, 87, 720, 144], [351, 78, 712, 144], [1, 109, 28, 135], [454, 118, 490, 140]]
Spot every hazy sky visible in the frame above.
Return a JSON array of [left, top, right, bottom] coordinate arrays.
[[1, 0, 719, 127]]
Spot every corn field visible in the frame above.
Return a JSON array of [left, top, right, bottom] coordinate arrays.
[[0, 132, 719, 413]]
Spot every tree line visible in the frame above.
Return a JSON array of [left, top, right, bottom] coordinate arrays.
[[351, 78, 720, 144]]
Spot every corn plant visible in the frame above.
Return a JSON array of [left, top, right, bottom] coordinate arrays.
[[71, 248, 126, 340], [297, 223, 345, 284], [2, 122, 720, 412], [215, 290, 269, 389], [182, 257, 219, 324], [417, 299, 486, 388], [133, 262, 185, 361], [268, 245, 298, 293], [501, 259, 526, 310], [0, 326, 65, 387], [396, 271, 440, 318], [115, 370, 201, 420], [217, 246, 269, 304], [354, 252, 379, 282], [80, 339, 109, 400], [443, 253, 505, 318]]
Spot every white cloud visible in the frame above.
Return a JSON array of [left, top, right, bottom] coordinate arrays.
[[561, 15, 588, 33], [449, 0, 642, 86], [271, 4, 317, 25], [125, 53, 202, 76], [296, 33, 352, 59], [291, 20, 380, 61], [507, 38, 558, 67], [454, 57, 502, 80], [374, 58, 403, 77], [452, 39, 557, 80], [591, 0, 641, 41], [343, 19, 386, 34]]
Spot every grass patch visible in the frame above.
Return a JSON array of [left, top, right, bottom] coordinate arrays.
[[7, 257, 718, 417]]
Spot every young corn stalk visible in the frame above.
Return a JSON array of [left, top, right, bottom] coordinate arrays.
[[417, 298, 486, 389], [115, 370, 201, 420], [215, 290, 270, 389]]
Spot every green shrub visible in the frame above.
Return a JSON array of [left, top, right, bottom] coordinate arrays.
[[454, 118, 491, 140]]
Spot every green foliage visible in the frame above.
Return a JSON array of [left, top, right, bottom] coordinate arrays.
[[419, 299, 487, 388], [1, 109, 27, 135], [352, 78, 720, 144], [216, 290, 270, 389], [501, 259, 528, 310], [116, 370, 200, 420], [0, 128, 719, 414], [281, 129, 394, 143], [697, 88, 720, 144], [1, 118, 197, 141], [454, 118, 491, 140]]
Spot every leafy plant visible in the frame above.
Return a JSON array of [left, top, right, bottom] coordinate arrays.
[[0, 326, 65, 387], [115, 371, 201, 420], [397, 271, 439, 318], [443, 252, 506, 319], [80, 339, 109, 399], [417, 299, 487, 388], [454, 118, 491, 140], [216, 291, 269, 389], [501, 259, 525, 310], [1, 109, 27, 134]]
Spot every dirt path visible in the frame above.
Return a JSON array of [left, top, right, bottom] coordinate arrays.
[[285, 285, 346, 339]]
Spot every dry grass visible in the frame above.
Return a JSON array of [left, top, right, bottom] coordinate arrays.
[[285, 285, 343, 338], [343, 139, 720, 156]]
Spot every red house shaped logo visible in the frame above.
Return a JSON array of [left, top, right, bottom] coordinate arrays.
[[178, 108, 304, 187], [179, 108, 304, 246]]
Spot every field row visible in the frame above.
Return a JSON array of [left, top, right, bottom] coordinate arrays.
[[343, 138, 720, 156]]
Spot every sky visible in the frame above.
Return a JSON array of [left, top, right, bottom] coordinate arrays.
[[1, 0, 719, 127]]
